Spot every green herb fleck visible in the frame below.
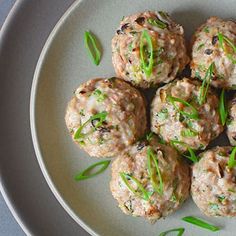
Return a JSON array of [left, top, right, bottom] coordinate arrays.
[[157, 108, 169, 121], [93, 89, 107, 102], [204, 27, 210, 33], [79, 109, 85, 116]]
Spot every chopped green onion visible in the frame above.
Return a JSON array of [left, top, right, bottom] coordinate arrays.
[[170, 140, 198, 163], [182, 216, 220, 232], [147, 18, 167, 29], [140, 30, 154, 77], [219, 89, 228, 125], [75, 160, 110, 181], [147, 147, 164, 195], [204, 27, 210, 33], [159, 228, 185, 236], [199, 62, 214, 105], [74, 111, 108, 140], [146, 132, 154, 142], [84, 31, 101, 65], [183, 148, 199, 163], [167, 96, 199, 120], [93, 89, 107, 102], [228, 146, 236, 168], [181, 128, 198, 137], [170, 140, 186, 151], [218, 32, 236, 64], [120, 172, 150, 201]]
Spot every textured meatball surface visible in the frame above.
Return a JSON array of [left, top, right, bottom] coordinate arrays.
[[191, 17, 236, 89], [112, 11, 189, 88], [110, 136, 190, 222], [150, 78, 223, 153], [192, 146, 236, 217], [65, 78, 147, 158]]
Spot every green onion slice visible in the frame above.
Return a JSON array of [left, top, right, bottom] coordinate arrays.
[[218, 32, 236, 64], [84, 31, 101, 65], [75, 160, 111, 181], [147, 147, 164, 195], [147, 18, 167, 29], [74, 111, 108, 140], [140, 30, 154, 77], [159, 228, 185, 236], [228, 146, 236, 168], [199, 62, 214, 105], [182, 216, 220, 232], [219, 89, 228, 125], [170, 140, 198, 163], [120, 172, 150, 201], [167, 96, 199, 120], [183, 148, 199, 163], [146, 132, 154, 142]]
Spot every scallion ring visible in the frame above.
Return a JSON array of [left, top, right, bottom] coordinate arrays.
[[140, 30, 154, 77], [182, 216, 220, 232], [120, 172, 150, 201], [74, 111, 108, 140], [199, 62, 214, 105], [183, 148, 199, 163], [167, 96, 199, 120], [147, 147, 164, 195], [228, 146, 236, 168], [219, 89, 228, 125], [218, 32, 236, 64], [147, 18, 167, 29], [159, 228, 185, 236], [75, 160, 111, 181], [84, 31, 101, 65], [170, 140, 198, 163]]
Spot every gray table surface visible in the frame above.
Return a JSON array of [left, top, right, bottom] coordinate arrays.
[[0, 1, 30, 235]]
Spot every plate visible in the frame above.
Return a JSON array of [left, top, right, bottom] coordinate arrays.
[[30, 0, 236, 235]]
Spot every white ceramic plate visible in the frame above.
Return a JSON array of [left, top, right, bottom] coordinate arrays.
[[30, 0, 236, 235]]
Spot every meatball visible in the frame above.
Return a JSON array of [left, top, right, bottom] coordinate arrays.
[[110, 136, 190, 222], [191, 17, 236, 89], [227, 96, 236, 145], [112, 11, 189, 88], [65, 78, 147, 158], [192, 146, 236, 217], [150, 78, 223, 153]]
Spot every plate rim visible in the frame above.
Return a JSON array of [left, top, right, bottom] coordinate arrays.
[[29, 0, 97, 235], [0, 1, 33, 235]]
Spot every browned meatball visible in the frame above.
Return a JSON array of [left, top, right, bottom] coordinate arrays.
[[192, 146, 236, 217], [112, 11, 189, 88], [191, 17, 236, 89], [65, 78, 147, 158], [110, 136, 190, 222]]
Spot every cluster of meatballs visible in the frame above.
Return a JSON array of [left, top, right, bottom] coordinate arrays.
[[65, 11, 236, 222]]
